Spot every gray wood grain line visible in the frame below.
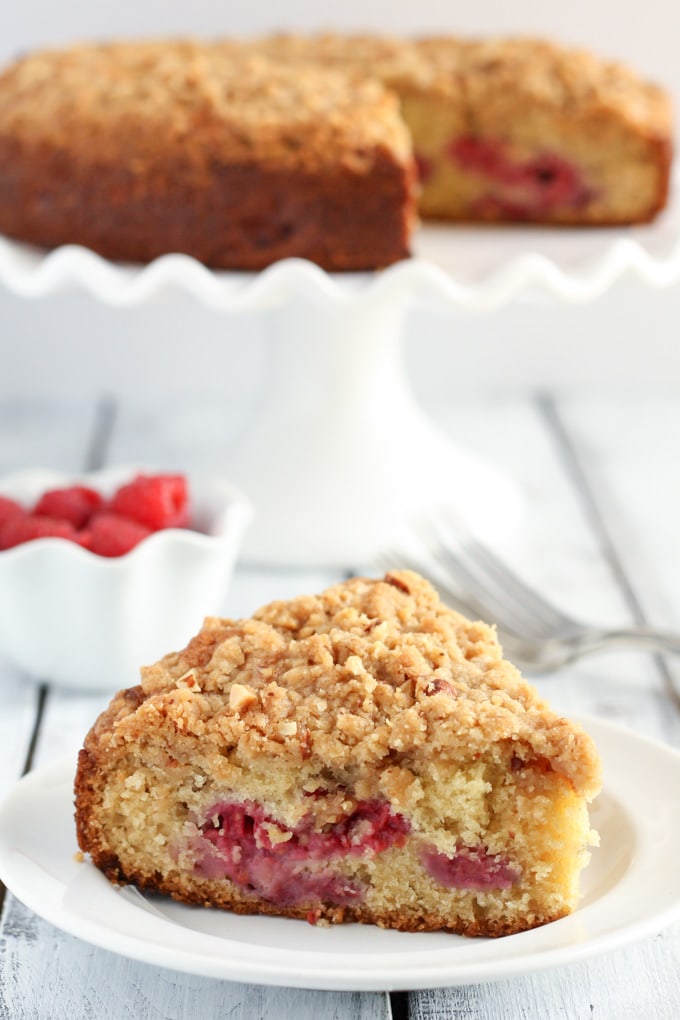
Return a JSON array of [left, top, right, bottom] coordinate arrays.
[[0, 899, 389, 1020], [409, 924, 680, 1020]]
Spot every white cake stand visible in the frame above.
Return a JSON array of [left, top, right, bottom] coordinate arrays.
[[2, 193, 680, 566]]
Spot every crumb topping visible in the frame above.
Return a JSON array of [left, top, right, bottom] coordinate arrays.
[[252, 33, 672, 138], [0, 40, 412, 171], [101, 571, 599, 797], [419, 37, 672, 137]]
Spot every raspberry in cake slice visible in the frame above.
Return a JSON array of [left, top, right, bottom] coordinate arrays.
[[75, 571, 601, 936]]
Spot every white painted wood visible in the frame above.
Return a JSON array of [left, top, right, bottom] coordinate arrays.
[[0, 894, 389, 1020], [428, 396, 640, 626], [0, 670, 39, 800], [558, 393, 680, 632], [0, 398, 97, 473], [409, 924, 680, 1019], [106, 377, 260, 474]]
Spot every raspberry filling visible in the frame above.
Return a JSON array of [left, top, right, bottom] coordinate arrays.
[[421, 844, 521, 891], [196, 797, 410, 907], [414, 153, 434, 183], [448, 135, 592, 215]]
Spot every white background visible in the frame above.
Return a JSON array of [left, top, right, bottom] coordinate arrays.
[[1, 1, 679, 403]]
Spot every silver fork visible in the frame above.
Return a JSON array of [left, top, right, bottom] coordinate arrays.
[[380, 515, 680, 683]]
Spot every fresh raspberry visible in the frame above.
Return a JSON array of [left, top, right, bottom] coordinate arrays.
[[83, 512, 152, 557], [34, 485, 104, 529], [0, 495, 25, 529], [109, 473, 189, 530], [0, 513, 77, 550]]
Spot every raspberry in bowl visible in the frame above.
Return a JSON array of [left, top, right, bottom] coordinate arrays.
[[0, 466, 251, 690]]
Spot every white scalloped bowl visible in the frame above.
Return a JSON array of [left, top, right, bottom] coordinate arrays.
[[0, 466, 251, 691]]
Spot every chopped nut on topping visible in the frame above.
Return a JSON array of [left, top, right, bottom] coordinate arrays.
[[229, 683, 258, 712], [385, 572, 411, 594], [176, 670, 201, 692], [345, 655, 365, 675], [278, 720, 298, 736]]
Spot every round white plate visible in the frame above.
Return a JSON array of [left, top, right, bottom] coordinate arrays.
[[0, 179, 679, 311], [0, 716, 679, 991]]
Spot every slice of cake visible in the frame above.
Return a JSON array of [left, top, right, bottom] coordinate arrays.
[[255, 33, 673, 225], [0, 41, 416, 270], [75, 571, 601, 936]]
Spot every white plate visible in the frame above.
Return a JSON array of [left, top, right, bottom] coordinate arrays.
[[0, 716, 679, 991], [0, 178, 679, 311]]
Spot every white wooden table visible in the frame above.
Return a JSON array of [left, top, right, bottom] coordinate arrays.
[[1, 388, 679, 1019]]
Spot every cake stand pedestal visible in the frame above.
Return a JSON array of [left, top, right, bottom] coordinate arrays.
[[227, 296, 520, 565]]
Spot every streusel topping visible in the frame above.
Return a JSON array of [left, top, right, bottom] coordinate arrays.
[[0, 41, 412, 171], [103, 572, 599, 796], [419, 37, 671, 136], [244, 33, 671, 137]]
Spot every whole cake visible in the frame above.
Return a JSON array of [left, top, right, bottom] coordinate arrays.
[[0, 36, 672, 270], [0, 41, 416, 270], [75, 571, 601, 936]]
